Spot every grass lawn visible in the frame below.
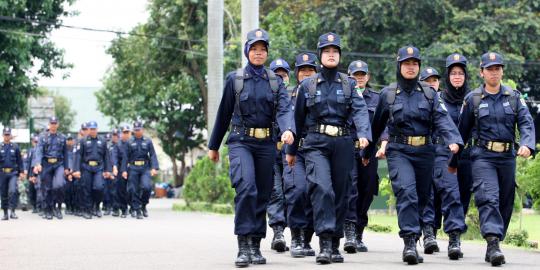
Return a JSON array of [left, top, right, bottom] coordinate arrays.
[[368, 212, 540, 244]]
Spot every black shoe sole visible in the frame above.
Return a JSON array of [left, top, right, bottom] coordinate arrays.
[[304, 249, 316, 256], [272, 241, 287, 252], [424, 243, 439, 254], [344, 244, 357, 254], [291, 250, 305, 258], [251, 259, 266, 265], [403, 253, 419, 265], [357, 246, 368, 252], [331, 256, 344, 263], [235, 262, 249, 268], [316, 256, 332, 264], [490, 255, 505, 266], [448, 249, 461, 260]]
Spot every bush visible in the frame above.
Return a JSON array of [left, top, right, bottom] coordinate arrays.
[[182, 147, 235, 207], [505, 230, 529, 247], [367, 224, 392, 233]]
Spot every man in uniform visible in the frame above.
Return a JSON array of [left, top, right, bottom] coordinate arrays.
[[0, 127, 24, 220], [73, 121, 111, 219], [121, 121, 159, 219], [33, 117, 69, 220]]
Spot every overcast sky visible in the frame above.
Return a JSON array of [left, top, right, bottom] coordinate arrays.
[[38, 0, 149, 87]]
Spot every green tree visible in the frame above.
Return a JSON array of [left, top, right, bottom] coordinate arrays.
[[0, 0, 74, 124]]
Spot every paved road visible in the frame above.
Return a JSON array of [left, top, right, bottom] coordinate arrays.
[[1, 199, 538, 270]]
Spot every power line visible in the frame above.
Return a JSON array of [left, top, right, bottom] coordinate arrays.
[[0, 15, 204, 44], [0, 27, 208, 58]]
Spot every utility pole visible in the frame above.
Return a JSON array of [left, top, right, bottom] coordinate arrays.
[[241, 0, 259, 67], [207, 0, 224, 136]]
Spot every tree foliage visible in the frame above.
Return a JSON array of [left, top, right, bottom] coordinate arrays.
[[0, 0, 74, 124]]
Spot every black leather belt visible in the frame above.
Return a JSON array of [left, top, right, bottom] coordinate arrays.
[[389, 135, 429, 146], [474, 139, 513, 153], [232, 126, 271, 139], [308, 124, 349, 137]]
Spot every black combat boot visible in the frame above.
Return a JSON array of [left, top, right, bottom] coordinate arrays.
[[433, 229, 440, 252], [249, 236, 266, 265], [9, 209, 17, 219], [402, 236, 423, 265], [448, 231, 462, 260], [270, 225, 287, 252], [302, 229, 316, 256], [422, 225, 439, 254], [290, 228, 305, 258], [136, 210, 143, 219], [54, 207, 63, 220], [331, 237, 344, 263], [120, 209, 127, 218], [83, 209, 92, 219], [142, 206, 149, 217], [485, 236, 505, 266], [343, 221, 357, 254], [2, 209, 8, 220], [112, 208, 120, 217], [316, 234, 332, 264], [356, 225, 368, 252], [45, 208, 54, 220], [95, 205, 103, 218], [104, 206, 111, 216], [235, 235, 250, 268]]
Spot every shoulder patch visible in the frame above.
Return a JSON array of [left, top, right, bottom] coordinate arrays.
[[479, 103, 488, 109]]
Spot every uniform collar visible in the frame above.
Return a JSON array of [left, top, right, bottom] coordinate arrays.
[[480, 84, 510, 99], [316, 72, 341, 84]]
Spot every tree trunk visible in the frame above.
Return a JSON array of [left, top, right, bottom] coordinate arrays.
[[170, 156, 180, 187]]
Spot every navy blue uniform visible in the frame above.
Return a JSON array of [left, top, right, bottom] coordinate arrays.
[[33, 132, 69, 213], [0, 142, 23, 210], [456, 85, 535, 240], [346, 87, 388, 231], [283, 84, 314, 231], [121, 136, 159, 212], [103, 141, 118, 212], [63, 144, 76, 213], [293, 72, 371, 238], [366, 86, 463, 238], [114, 140, 129, 213], [209, 66, 292, 237], [26, 146, 38, 210], [74, 136, 111, 214], [422, 90, 467, 234]]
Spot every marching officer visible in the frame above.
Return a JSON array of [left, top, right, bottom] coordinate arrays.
[[64, 135, 76, 215], [207, 28, 294, 267], [0, 127, 24, 220], [73, 121, 111, 219], [114, 125, 131, 218], [121, 121, 159, 220], [420, 63, 467, 259], [343, 60, 388, 254], [364, 46, 463, 265], [283, 52, 319, 258], [267, 57, 292, 253], [33, 117, 69, 220], [290, 32, 371, 264], [104, 129, 119, 216], [27, 135, 39, 213], [450, 52, 535, 266]]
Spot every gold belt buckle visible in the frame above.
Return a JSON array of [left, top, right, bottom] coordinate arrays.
[[134, 161, 145, 166], [48, 158, 58, 164], [355, 141, 361, 149], [3, 168, 13, 173], [253, 128, 268, 139], [324, 125, 339, 137], [490, 142, 506, 153], [88, 161, 98, 166], [408, 136, 426, 146], [276, 141, 284, 151]]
